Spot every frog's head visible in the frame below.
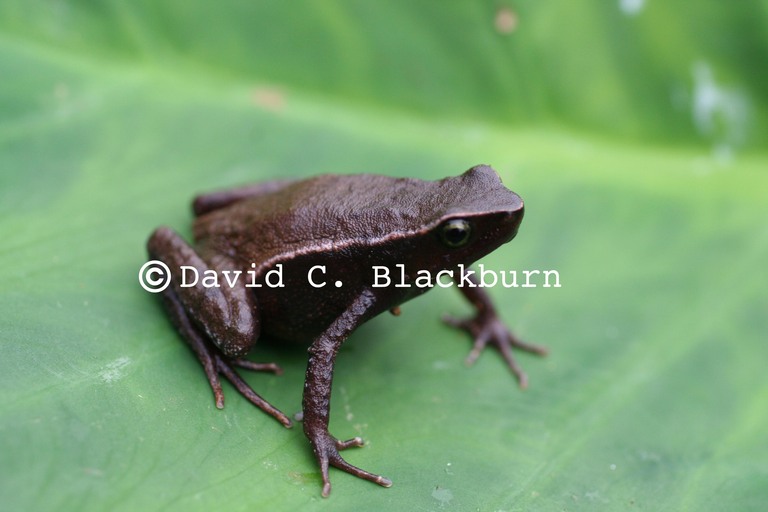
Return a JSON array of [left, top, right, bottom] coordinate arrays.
[[402, 165, 524, 274], [433, 165, 523, 264]]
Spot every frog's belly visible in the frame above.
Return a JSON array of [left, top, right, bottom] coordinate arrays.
[[253, 263, 425, 344]]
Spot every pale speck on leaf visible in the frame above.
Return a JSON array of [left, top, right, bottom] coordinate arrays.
[[619, 0, 645, 16], [432, 486, 454, 506], [494, 7, 518, 35], [251, 86, 286, 112], [99, 357, 131, 383]]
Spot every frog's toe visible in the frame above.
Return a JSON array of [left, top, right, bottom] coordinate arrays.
[[309, 431, 391, 497], [231, 359, 284, 375], [214, 353, 292, 427]]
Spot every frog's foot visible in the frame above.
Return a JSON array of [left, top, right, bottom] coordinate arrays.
[[308, 430, 392, 497], [442, 311, 547, 389], [213, 352, 292, 426], [194, 335, 292, 428], [162, 291, 292, 428]]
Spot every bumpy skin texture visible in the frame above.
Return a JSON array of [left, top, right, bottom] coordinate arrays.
[[146, 165, 546, 496]]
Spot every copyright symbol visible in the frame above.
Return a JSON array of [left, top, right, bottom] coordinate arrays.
[[139, 260, 171, 293]]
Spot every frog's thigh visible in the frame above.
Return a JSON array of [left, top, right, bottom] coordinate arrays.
[[192, 179, 297, 216], [147, 226, 259, 356]]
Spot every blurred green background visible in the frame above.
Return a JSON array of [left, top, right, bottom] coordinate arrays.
[[1, 1, 767, 511]]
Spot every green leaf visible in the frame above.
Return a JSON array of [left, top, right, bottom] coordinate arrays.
[[2, 3, 767, 511]]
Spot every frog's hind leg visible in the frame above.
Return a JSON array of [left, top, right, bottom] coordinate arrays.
[[192, 179, 296, 216], [147, 226, 292, 428], [160, 286, 291, 427]]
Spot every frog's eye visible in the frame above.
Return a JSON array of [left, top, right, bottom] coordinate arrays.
[[439, 219, 472, 248]]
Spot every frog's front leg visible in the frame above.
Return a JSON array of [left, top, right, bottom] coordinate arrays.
[[444, 271, 548, 389], [147, 226, 291, 427], [302, 289, 392, 497]]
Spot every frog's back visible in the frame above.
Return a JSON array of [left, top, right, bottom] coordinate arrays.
[[192, 168, 517, 269]]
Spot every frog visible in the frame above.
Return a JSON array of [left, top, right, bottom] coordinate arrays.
[[145, 164, 547, 497]]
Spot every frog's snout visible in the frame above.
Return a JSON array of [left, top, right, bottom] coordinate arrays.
[[507, 204, 524, 240]]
